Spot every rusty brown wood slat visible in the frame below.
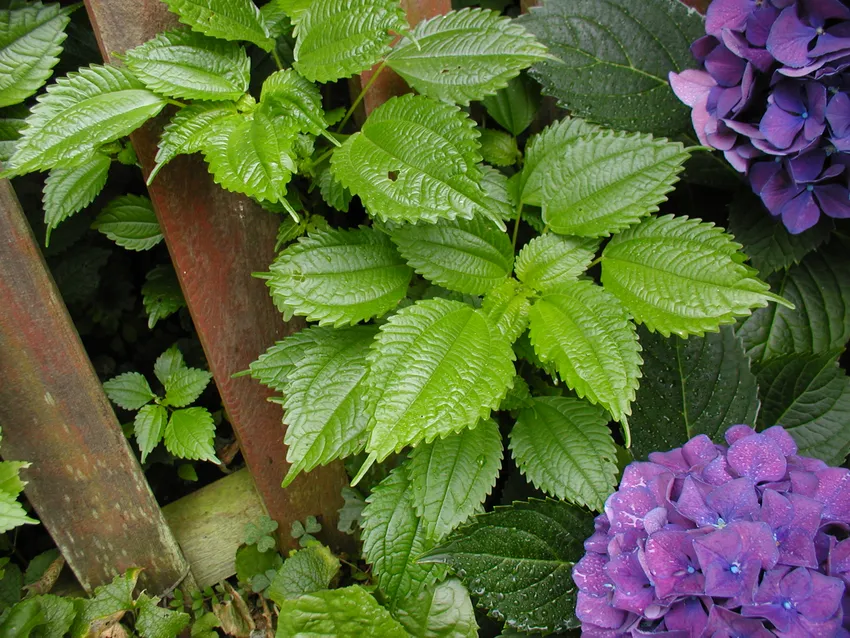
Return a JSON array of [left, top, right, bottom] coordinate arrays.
[[0, 178, 193, 595], [82, 0, 350, 551]]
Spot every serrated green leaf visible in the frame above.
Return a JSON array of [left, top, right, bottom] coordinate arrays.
[[421, 499, 593, 633], [163, 0, 274, 51], [248, 327, 330, 392], [149, 102, 237, 183], [0, 3, 74, 108], [395, 578, 478, 638], [276, 586, 407, 637], [629, 326, 760, 460], [481, 73, 540, 136], [386, 8, 549, 105], [70, 568, 140, 638], [5, 64, 167, 175], [756, 350, 850, 465], [260, 69, 331, 141], [142, 265, 186, 330], [201, 108, 296, 204], [518, 116, 600, 206], [736, 243, 850, 365], [331, 94, 504, 227], [515, 233, 599, 293], [528, 280, 641, 426], [103, 372, 156, 411], [293, 0, 406, 83], [154, 345, 186, 387], [602, 214, 784, 337], [477, 128, 520, 167], [135, 594, 190, 638], [540, 131, 690, 237], [125, 28, 250, 101], [42, 152, 110, 244], [481, 278, 530, 344], [280, 326, 377, 487], [27, 594, 74, 638], [358, 298, 515, 472], [0, 461, 28, 498], [134, 404, 168, 463], [0, 104, 27, 161], [727, 192, 833, 277], [0, 491, 36, 534], [510, 397, 616, 511], [408, 419, 503, 541], [390, 216, 513, 295], [92, 194, 163, 251], [361, 465, 446, 607], [520, 0, 704, 137], [268, 544, 340, 604], [316, 162, 351, 212], [163, 367, 211, 408], [267, 226, 412, 327], [164, 407, 219, 463], [499, 374, 533, 411]]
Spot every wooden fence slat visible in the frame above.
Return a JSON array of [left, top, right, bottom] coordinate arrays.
[[82, 0, 351, 551], [0, 178, 194, 595]]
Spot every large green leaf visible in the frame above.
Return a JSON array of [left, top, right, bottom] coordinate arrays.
[[515, 233, 599, 293], [135, 594, 190, 638], [276, 586, 407, 637], [737, 243, 850, 365], [528, 280, 642, 426], [0, 3, 75, 108], [103, 372, 156, 411], [408, 419, 503, 541], [601, 215, 787, 337], [539, 131, 690, 237], [42, 153, 110, 244], [266, 226, 412, 327], [395, 578, 478, 638], [386, 8, 550, 105], [70, 569, 140, 638], [280, 326, 377, 487], [134, 404, 168, 463], [481, 278, 531, 344], [260, 68, 334, 142], [268, 544, 340, 604], [4, 64, 167, 175], [248, 327, 332, 392], [481, 73, 540, 137], [92, 194, 163, 251], [629, 326, 760, 460], [331, 94, 504, 227], [510, 397, 617, 511], [162, 367, 211, 408], [757, 350, 850, 466], [292, 0, 406, 83], [164, 407, 219, 463], [125, 28, 250, 101], [163, 0, 274, 51], [361, 465, 446, 608], [390, 216, 514, 295], [519, 0, 704, 137], [355, 298, 515, 478], [421, 499, 593, 633]]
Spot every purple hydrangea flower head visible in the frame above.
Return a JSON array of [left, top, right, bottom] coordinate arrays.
[[572, 425, 849, 636], [669, 0, 850, 234]]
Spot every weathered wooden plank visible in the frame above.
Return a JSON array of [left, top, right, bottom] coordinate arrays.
[[82, 0, 350, 551], [0, 178, 193, 595]]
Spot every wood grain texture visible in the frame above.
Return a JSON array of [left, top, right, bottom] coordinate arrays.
[[0, 178, 192, 595], [83, 0, 350, 551]]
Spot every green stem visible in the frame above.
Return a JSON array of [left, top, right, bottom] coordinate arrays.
[[587, 256, 602, 270], [336, 60, 387, 133], [511, 202, 524, 251], [310, 147, 336, 171], [271, 47, 284, 71], [166, 98, 188, 108]]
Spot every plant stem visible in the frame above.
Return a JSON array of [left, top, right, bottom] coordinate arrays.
[[271, 47, 284, 71], [336, 60, 387, 133], [587, 256, 602, 269], [166, 98, 188, 108], [511, 202, 524, 251]]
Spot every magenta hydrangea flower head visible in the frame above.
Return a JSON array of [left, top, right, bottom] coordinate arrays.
[[669, 0, 850, 234], [572, 425, 850, 636]]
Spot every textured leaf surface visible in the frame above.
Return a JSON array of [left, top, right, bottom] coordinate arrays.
[[27, 595, 75, 638], [737, 243, 850, 365], [390, 216, 513, 295], [142, 265, 186, 329], [42, 153, 110, 243], [70, 569, 140, 637], [0, 461, 28, 497], [396, 578, 478, 638], [0, 104, 27, 161], [268, 544, 340, 604], [316, 163, 351, 212], [510, 397, 617, 511], [481, 278, 531, 344], [125, 29, 250, 101], [267, 226, 412, 327], [276, 586, 407, 637], [248, 327, 330, 392], [515, 233, 598, 292], [135, 594, 190, 638], [164, 407, 219, 463], [540, 131, 690, 237], [103, 372, 155, 411], [422, 499, 594, 633], [528, 280, 641, 423], [520, 0, 704, 137], [478, 129, 520, 167], [361, 466, 446, 608], [154, 345, 185, 387], [0, 2, 74, 108], [360, 298, 515, 467], [293, 0, 406, 83], [757, 351, 850, 466], [602, 215, 781, 337], [630, 326, 760, 460], [280, 326, 377, 487], [163, 0, 274, 51], [92, 194, 163, 251], [387, 8, 549, 105], [408, 419, 503, 541], [6, 64, 167, 175], [134, 404, 168, 463], [0, 492, 37, 533], [481, 73, 540, 136], [332, 94, 503, 227], [163, 367, 211, 408], [261, 69, 329, 138]]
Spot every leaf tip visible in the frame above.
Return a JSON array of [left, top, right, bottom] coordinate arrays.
[[350, 452, 377, 487]]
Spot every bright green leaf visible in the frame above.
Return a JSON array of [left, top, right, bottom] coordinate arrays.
[[163, 0, 274, 51], [134, 404, 168, 463], [70, 568, 140, 638], [477, 128, 520, 167], [0, 491, 36, 534], [481, 73, 540, 136], [27, 594, 74, 638], [154, 345, 186, 387], [42, 153, 111, 244], [316, 162, 351, 212], [248, 327, 331, 392], [142, 265, 186, 329], [267, 544, 340, 604], [164, 407, 219, 463], [515, 233, 599, 293], [481, 278, 531, 344], [103, 372, 156, 411], [92, 194, 163, 251], [162, 367, 211, 408], [0, 598, 45, 637], [260, 69, 333, 141], [273, 0, 311, 24], [395, 578, 478, 638], [0, 461, 28, 498], [135, 594, 190, 638]]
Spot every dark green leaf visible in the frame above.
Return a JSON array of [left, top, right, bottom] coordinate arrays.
[[92, 194, 163, 251], [481, 73, 540, 136], [142, 265, 186, 330]]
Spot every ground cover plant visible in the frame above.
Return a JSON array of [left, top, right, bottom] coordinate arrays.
[[1, 0, 850, 635]]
